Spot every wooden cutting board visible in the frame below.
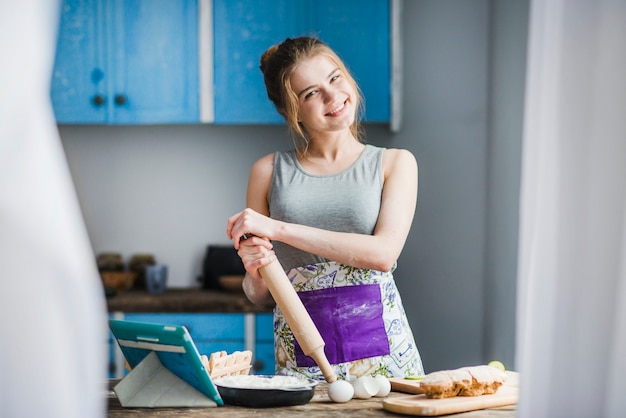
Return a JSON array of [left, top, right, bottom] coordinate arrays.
[[384, 371, 519, 416], [390, 371, 519, 394]]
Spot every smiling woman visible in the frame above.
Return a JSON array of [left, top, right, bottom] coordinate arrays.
[[225, 37, 425, 381], [259, 37, 365, 155], [290, 55, 358, 150]]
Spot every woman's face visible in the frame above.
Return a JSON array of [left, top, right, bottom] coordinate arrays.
[[289, 54, 356, 136]]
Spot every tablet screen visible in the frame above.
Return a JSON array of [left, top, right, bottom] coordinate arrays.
[[109, 319, 223, 405]]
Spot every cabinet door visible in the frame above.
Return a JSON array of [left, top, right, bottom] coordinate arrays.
[[109, 0, 199, 123], [122, 313, 245, 342], [254, 313, 275, 374], [51, 0, 199, 124], [51, 0, 107, 123], [213, 0, 390, 124], [311, 0, 390, 122], [213, 0, 300, 124]]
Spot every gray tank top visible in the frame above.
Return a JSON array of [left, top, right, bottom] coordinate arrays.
[[269, 144, 385, 270]]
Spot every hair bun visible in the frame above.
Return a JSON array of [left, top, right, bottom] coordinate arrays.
[[260, 44, 280, 73]]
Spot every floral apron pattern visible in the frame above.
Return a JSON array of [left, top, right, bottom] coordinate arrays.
[[273, 261, 424, 380]]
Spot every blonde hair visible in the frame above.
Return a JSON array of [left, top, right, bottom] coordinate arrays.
[[260, 37, 365, 154]]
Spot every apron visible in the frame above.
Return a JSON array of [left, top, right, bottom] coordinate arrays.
[[273, 261, 424, 380]]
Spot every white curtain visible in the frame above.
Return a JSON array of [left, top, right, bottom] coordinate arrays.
[[0, 2, 107, 418], [516, 0, 626, 417]]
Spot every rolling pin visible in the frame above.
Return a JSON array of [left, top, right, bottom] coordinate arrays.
[[259, 260, 338, 383]]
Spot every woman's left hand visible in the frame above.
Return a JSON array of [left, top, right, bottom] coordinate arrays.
[[227, 208, 280, 249]]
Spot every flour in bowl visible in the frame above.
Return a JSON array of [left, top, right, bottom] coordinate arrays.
[[215, 375, 315, 389]]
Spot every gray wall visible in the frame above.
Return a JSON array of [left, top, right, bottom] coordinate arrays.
[[59, 0, 528, 372], [484, 0, 528, 372]]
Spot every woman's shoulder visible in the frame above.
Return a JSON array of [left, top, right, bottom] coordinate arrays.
[[250, 152, 276, 178], [360, 144, 416, 168], [250, 149, 299, 176], [364, 144, 414, 158], [381, 147, 416, 163], [381, 148, 418, 177]]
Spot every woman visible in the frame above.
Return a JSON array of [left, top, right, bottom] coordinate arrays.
[[227, 37, 424, 380]]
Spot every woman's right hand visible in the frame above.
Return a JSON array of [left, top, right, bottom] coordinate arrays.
[[237, 234, 276, 280], [238, 235, 276, 306]]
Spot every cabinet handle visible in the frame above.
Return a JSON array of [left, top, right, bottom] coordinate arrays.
[[92, 95, 105, 107], [114, 94, 127, 106]]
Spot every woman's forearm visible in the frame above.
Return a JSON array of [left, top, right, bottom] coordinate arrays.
[[273, 221, 408, 273]]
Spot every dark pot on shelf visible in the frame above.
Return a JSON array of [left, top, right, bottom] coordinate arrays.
[[96, 252, 124, 271]]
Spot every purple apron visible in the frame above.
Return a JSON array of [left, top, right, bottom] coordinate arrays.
[[293, 283, 390, 367]]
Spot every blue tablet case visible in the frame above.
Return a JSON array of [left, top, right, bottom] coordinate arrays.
[[109, 319, 223, 407]]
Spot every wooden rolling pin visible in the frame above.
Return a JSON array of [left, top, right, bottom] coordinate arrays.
[[259, 260, 337, 383]]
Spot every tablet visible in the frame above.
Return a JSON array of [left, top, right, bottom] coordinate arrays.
[[109, 319, 223, 406]]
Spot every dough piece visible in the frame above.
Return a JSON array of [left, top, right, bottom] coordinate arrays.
[[419, 371, 457, 398], [201, 350, 253, 379], [444, 368, 473, 392], [421, 365, 507, 399], [459, 365, 493, 396], [461, 365, 506, 395]]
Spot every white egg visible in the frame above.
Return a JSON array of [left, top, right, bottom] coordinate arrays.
[[374, 375, 391, 397], [352, 376, 379, 399], [327, 380, 354, 403]]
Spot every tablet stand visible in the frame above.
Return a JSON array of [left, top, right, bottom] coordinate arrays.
[[114, 351, 218, 408]]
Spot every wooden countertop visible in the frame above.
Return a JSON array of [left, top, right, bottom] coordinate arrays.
[[107, 288, 273, 313], [106, 291, 517, 417], [107, 381, 517, 418]]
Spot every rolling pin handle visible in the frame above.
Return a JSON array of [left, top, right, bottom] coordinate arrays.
[[312, 348, 337, 383]]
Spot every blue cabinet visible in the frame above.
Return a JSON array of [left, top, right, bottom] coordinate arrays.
[[254, 313, 275, 375], [108, 312, 275, 378], [123, 313, 246, 355], [213, 0, 390, 124], [51, 0, 199, 124], [52, 0, 392, 125]]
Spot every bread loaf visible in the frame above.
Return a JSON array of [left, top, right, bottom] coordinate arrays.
[[420, 365, 507, 399]]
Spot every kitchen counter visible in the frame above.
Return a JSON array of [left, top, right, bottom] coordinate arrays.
[[107, 288, 272, 313], [106, 292, 516, 417], [107, 381, 517, 417]]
